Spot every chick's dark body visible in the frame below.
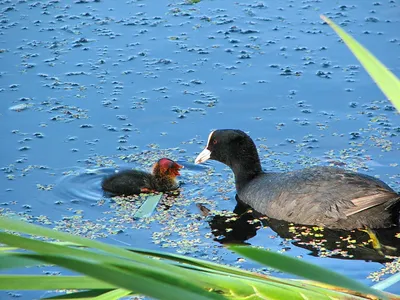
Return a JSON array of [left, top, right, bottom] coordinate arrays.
[[102, 158, 182, 196]]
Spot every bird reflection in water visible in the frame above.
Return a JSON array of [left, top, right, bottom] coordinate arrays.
[[198, 195, 400, 263]]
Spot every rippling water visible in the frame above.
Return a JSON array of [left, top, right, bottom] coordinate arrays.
[[0, 0, 399, 298]]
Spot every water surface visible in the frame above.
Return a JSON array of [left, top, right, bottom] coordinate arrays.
[[1, 0, 399, 298]]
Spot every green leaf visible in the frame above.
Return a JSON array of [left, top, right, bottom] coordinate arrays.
[[43, 290, 113, 299], [23, 253, 225, 300], [0, 275, 115, 290], [0, 230, 227, 300], [0, 216, 226, 292], [0, 237, 349, 299], [0, 253, 42, 270], [92, 288, 131, 300], [229, 245, 386, 300], [133, 194, 163, 219], [128, 247, 265, 280], [247, 281, 332, 300], [0, 246, 18, 251], [129, 248, 339, 291], [0, 233, 129, 268], [127, 249, 362, 299], [0, 232, 224, 298], [0, 217, 389, 300], [0, 217, 165, 265], [321, 15, 400, 112]]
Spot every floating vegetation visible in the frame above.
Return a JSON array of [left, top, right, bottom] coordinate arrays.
[[0, 1, 399, 298]]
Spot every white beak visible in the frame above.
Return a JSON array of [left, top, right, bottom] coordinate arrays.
[[195, 148, 211, 164]]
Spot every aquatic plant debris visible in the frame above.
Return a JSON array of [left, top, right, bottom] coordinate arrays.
[[0, 0, 399, 298], [133, 194, 164, 219]]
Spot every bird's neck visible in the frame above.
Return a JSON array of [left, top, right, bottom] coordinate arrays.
[[154, 174, 177, 185], [230, 156, 263, 190]]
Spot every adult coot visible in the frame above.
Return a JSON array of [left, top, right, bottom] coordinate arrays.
[[195, 129, 400, 229], [102, 158, 183, 196]]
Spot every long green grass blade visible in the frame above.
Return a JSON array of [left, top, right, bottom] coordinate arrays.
[[0, 217, 390, 299], [128, 249, 365, 299], [0, 240, 351, 299], [0, 246, 18, 251], [229, 245, 386, 299], [128, 247, 388, 299], [0, 253, 42, 269], [0, 217, 174, 268], [321, 15, 400, 112], [0, 232, 226, 298], [0, 217, 206, 279], [129, 247, 266, 280], [43, 290, 114, 299], [23, 253, 223, 300], [128, 247, 348, 294], [248, 281, 334, 300], [0, 231, 227, 300], [4, 240, 353, 299], [0, 217, 232, 296], [196, 271, 342, 299], [93, 288, 131, 300], [0, 232, 126, 266], [0, 275, 115, 290], [133, 194, 163, 219]]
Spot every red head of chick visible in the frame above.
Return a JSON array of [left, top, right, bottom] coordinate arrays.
[[102, 158, 183, 196]]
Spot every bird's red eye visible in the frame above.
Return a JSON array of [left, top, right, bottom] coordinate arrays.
[[213, 139, 218, 145]]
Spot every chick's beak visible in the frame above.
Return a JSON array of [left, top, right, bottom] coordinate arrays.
[[172, 162, 184, 176], [195, 148, 211, 164]]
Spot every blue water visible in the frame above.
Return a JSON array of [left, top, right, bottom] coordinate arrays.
[[1, 0, 399, 298]]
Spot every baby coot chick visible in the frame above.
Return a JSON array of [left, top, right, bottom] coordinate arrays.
[[102, 158, 183, 196], [195, 129, 400, 230]]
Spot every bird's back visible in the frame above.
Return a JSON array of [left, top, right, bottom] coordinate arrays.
[[102, 170, 153, 196], [238, 166, 399, 229]]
